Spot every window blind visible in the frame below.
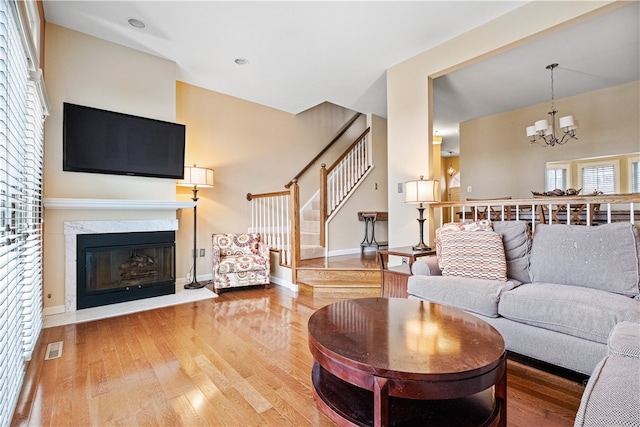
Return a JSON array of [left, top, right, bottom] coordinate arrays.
[[581, 164, 615, 195], [632, 161, 639, 194], [545, 168, 567, 192], [0, 0, 45, 424]]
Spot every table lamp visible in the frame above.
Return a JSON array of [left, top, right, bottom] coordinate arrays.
[[404, 176, 439, 251]]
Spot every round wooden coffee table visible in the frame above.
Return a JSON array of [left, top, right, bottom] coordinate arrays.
[[308, 298, 506, 427]]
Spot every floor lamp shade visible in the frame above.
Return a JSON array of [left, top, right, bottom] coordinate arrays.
[[178, 166, 214, 188], [177, 165, 214, 289], [404, 177, 439, 251]]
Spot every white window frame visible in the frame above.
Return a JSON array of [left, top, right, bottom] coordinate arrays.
[[577, 159, 620, 195]]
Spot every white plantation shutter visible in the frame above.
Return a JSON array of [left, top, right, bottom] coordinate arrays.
[[545, 168, 567, 192], [632, 160, 639, 193], [0, 0, 46, 424], [581, 164, 616, 195]]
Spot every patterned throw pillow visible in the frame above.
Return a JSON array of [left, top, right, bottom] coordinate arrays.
[[439, 230, 507, 281], [435, 220, 493, 268]]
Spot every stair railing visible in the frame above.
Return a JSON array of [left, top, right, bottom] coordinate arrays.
[[319, 127, 371, 245], [247, 181, 300, 283], [285, 112, 362, 189]]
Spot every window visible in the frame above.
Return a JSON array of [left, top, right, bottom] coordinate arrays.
[[630, 156, 640, 193], [578, 160, 619, 195], [545, 163, 569, 191], [0, 1, 47, 424]]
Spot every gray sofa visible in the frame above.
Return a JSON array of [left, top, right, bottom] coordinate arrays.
[[407, 221, 640, 376], [574, 321, 640, 426]]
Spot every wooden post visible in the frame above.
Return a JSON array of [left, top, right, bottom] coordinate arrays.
[[290, 180, 300, 284], [319, 164, 327, 247]]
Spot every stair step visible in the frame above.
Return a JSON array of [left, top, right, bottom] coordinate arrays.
[[298, 281, 380, 297], [297, 268, 380, 284], [300, 245, 325, 260]]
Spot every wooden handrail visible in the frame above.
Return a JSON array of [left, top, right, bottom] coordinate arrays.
[[247, 190, 290, 201], [325, 128, 371, 173], [284, 112, 363, 188]]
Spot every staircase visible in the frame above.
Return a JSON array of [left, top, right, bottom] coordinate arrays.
[[248, 113, 381, 295], [300, 193, 324, 260]]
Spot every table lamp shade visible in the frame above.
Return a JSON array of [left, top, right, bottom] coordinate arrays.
[[178, 166, 214, 188], [405, 178, 439, 204]]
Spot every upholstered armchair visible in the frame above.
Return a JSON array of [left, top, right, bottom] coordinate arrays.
[[211, 233, 270, 292]]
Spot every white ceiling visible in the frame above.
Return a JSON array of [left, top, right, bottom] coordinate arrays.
[[43, 1, 639, 155]]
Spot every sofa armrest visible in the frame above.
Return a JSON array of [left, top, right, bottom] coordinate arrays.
[[608, 321, 640, 359], [411, 256, 441, 276]]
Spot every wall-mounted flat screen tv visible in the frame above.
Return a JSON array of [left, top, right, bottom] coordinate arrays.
[[63, 102, 186, 179]]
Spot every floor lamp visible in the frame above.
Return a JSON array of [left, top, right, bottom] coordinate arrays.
[[177, 165, 214, 289], [404, 176, 439, 251]]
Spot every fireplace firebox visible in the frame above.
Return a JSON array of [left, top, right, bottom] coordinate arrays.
[[77, 231, 175, 309]]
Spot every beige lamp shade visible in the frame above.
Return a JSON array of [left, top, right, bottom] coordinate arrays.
[[177, 165, 214, 188], [404, 177, 440, 204]]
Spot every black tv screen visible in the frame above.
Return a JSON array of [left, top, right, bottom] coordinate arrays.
[[63, 103, 186, 179]]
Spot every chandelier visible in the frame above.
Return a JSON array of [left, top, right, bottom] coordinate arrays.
[[526, 63, 578, 146]]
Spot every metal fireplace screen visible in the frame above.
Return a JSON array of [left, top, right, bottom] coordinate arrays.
[[77, 231, 175, 309]]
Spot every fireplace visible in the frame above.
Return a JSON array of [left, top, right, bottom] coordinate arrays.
[[77, 231, 175, 309]]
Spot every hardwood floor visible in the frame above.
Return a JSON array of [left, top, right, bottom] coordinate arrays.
[[12, 285, 585, 426]]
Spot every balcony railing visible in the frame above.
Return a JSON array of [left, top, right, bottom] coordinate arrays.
[[431, 193, 640, 232]]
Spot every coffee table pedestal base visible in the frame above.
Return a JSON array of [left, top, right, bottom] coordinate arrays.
[[312, 363, 502, 427]]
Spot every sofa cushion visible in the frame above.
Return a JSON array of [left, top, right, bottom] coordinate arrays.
[[439, 230, 507, 281], [407, 275, 520, 317], [493, 221, 531, 284], [435, 220, 493, 268], [529, 223, 640, 297], [573, 354, 640, 427], [498, 283, 640, 344]]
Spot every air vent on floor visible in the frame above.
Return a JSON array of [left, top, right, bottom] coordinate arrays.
[[44, 341, 63, 360]]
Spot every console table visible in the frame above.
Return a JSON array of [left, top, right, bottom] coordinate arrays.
[[358, 211, 388, 252]]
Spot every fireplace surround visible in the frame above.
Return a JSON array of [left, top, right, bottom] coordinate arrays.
[[64, 219, 181, 312], [77, 231, 175, 309]]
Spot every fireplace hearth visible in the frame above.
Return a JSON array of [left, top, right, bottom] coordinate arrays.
[[77, 231, 175, 309]]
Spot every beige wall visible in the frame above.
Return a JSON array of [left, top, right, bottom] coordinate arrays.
[[461, 81, 639, 199], [43, 24, 179, 310], [386, 1, 619, 248], [175, 83, 387, 283]]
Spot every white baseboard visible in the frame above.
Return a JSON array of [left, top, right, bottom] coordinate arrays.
[[43, 305, 65, 317], [270, 276, 298, 292]]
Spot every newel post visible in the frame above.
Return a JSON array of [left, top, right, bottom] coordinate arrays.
[[320, 163, 328, 247], [289, 179, 300, 284]]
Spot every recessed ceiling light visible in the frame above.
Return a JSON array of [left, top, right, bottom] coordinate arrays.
[[127, 18, 146, 29], [234, 58, 249, 66]]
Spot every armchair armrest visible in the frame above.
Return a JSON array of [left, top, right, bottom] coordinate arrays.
[[411, 256, 441, 276], [211, 246, 221, 267], [257, 242, 270, 259]]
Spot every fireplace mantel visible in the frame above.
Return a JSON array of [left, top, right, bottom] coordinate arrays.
[[44, 198, 196, 210]]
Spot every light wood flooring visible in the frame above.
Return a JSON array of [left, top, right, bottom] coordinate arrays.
[[12, 282, 585, 426]]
